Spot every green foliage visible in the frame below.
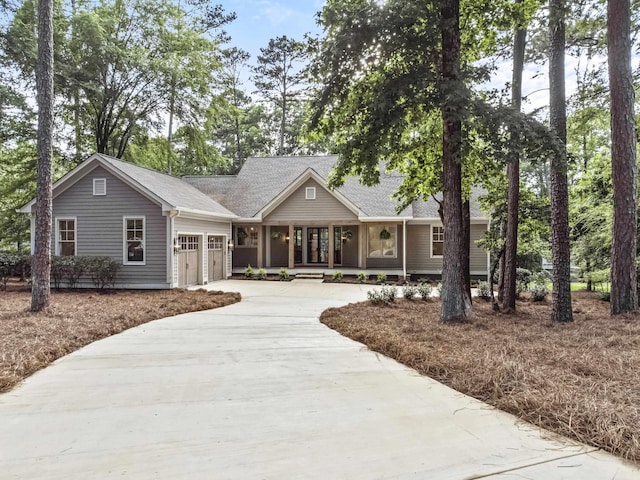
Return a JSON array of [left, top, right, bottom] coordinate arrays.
[[244, 265, 254, 278], [530, 283, 549, 301], [417, 282, 433, 301], [51, 256, 87, 290], [0, 251, 29, 290], [257, 268, 267, 280], [476, 281, 492, 300], [367, 285, 397, 305], [357, 272, 367, 283], [279, 268, 289, 280], [402, 284, 418, 300], [84, 257, 120, 290], [332, 271, 343, 281], [376, 272, 387, 285]]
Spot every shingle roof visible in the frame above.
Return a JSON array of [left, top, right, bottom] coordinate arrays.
[[96, 154, 237, 218], [183, 156, 487, 220]]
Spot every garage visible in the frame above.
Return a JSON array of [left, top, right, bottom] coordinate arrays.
[[177, 235, 200, 287], [208, 236, 225, 282]]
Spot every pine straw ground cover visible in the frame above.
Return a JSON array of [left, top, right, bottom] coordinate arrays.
[[320, 291, 640, 464], [0, 284, 240, 393]]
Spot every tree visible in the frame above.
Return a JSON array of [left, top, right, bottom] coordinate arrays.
[[608, 0, 638, 314], [253, 35, 308, 156], [31, 0, 53, 311], [502, 0, 528, 312], [548, 0, 573, 322]]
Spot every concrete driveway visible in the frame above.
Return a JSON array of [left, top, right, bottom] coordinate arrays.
[[0, 279, 638, 479]]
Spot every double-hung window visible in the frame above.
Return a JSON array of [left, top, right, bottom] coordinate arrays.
[[56, 218, 76, 256], [431, 225, 444, 257], [124, 217, 145, 264]]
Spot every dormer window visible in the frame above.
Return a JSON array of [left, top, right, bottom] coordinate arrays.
[[305, 187, 316, 200], [93, 178, 106, 196]]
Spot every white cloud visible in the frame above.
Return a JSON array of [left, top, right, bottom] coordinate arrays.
[[253, 1, 300, 26]]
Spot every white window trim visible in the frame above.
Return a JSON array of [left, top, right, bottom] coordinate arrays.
[[305, 187, 316, 200], [123, 216, 146, 266], [431, 224, 444, 258], [55, 217, 77, 256], [93, 178, 107, 196], [366, 224, 398, 259]]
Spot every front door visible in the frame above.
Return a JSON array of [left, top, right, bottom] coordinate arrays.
[[307, 227, 329, 264]]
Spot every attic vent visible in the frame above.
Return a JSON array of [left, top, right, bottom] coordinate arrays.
[[93, 178, 106, 196], [305, 187, 316, 200]]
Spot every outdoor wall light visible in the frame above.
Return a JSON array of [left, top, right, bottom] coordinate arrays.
[[173, 238, 181, 253], [285, 235, 290, 242], [227, 239, 235, 251]]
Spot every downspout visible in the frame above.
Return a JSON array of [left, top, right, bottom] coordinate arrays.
[[403, 219, 407, 281]]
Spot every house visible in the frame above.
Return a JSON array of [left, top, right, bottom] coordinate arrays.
[[19, 153, 490, 288]]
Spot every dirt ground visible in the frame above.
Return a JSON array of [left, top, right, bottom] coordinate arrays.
[[320, 291, 640, 464], [0, 281, 240, 393]]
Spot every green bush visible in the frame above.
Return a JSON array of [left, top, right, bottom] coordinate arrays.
[[417, 282, 432, 300], [357, 272, 367, 283], [51, 256, 88, 290], [257, 268, 267, 280], [516, 268, 532, 287], [0, 252, 29, 290], [402, 284, 418, 300], [279, 268, 289, 280], [530, 283, 548, 301], [476, 280, 492, 300], [376, 272, 387, 284], [85, 256, 120, 289], [367, 285, 397, 305], [332, 271, 343, 281], [244, 265, 254, 278]]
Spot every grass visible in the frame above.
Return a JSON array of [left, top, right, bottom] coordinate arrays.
[[0, 284, 240, 393], [320, 291, 640, 464], [571, 282, 588, 291]]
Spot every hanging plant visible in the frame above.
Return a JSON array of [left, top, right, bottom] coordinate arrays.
[[237, 229, 248, 239], [379, 228, 391, 240], [271, 230, 283, 239], [341, 230, 353, 241]]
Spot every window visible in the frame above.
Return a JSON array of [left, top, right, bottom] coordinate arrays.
[[305, 187, 316, 200], [208, 236, 223, 250], [432, 225, 444, 257], [180, 236, 199, 251], [93, 178, 106, 195], [124, 217, 145, 264], [367, 225, 397, 258], [236, 226, 258, 247], [56, 218, 76, 256]]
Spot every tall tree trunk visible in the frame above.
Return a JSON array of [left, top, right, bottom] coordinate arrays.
[[463, 199, 471, 302], [280, 72, 287, 156], [502, 3, 527, 313], [549, 0, 573, 322], [167, 75, 176, 175], [32, 0, 54, 312], [440, 0, 473, 323], [608, 0, 638, 314]]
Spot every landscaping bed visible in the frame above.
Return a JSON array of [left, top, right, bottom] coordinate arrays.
[[0, 281, 240, 393], [320, 290, 640, 464]]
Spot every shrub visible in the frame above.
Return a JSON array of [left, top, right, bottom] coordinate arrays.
[[367, 285, 397, 305], [244, 265, 254, 278], [51, 256, 88, 290], [516, 268, 532, 288], [0, 252, 29, 290], [476, 280, 492, 300], [530, 283, 549, 301], [357, 272, 367, 283], [402, 284, 418, 300], [417, 282, 432, 300], [85, 256, 120, 290], [436, 282, 443, 295], [279, 268, 289, 280], [332, 270, 344, 281], [257, 268, 267, 280], [376, 272, 387, 284]]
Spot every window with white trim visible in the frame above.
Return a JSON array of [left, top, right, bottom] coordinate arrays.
[[367, 225, 397, 258], [431, 225, 444, 257], [124, 217, 145, 264], [93, 178, 106, 195], [236, 226, 258, 247], [57, 218, 76, 256], [305, 187, 316, 200]]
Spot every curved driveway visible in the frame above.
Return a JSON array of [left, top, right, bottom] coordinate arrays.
[[1, 279, 638, 479]]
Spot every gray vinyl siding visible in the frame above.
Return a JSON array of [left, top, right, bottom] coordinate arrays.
[[365, 224, 403, 269], [52, 166, 167, 287], [264, 179, 358, 222], [173, 216, 232, 285], [340, 225, 359, 267], [406, 223, 489, 274]]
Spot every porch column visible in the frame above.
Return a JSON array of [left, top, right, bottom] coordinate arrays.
[[257, 226, 264, 268], [288, 224, 294, 269], [266, 226, 271, 268], [358, 224, 366, 269], [402, 220, 407, 280], [328, 223, 334, 269]]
